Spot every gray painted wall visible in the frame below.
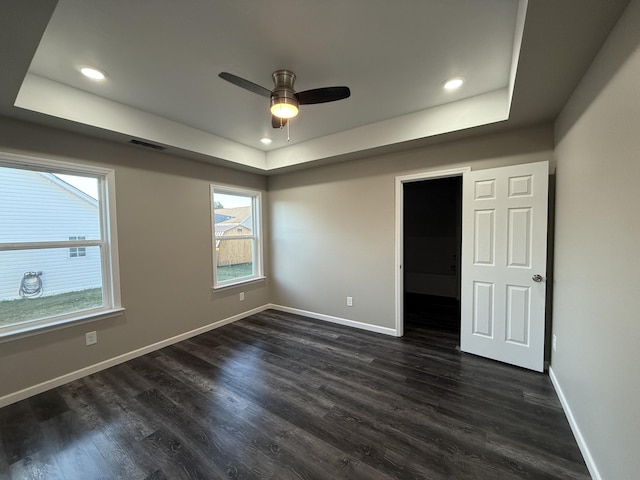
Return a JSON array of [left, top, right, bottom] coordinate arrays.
[[553, 1, 640, 478], [268, 126, 554, 330], [0, 118, 270, 398]]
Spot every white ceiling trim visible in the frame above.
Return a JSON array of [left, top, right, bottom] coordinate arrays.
[[16, 76, 511, 172], [265, 89, 509, 171], [15, 74, 266, 170], [508, 0, 529, 109]]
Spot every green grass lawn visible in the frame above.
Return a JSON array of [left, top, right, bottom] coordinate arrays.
[[0, 288, 103, 327], [217, 263, 253, 282]]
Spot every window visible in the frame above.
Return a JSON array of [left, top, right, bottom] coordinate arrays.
[[0, 152, 122, 338], [211, 185, 263, 288], [69, 236, 87, 257]]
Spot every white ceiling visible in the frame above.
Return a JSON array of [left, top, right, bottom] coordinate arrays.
[[0, 0, 631, 173]]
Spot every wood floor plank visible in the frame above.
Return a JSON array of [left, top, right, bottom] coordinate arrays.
[[163, 342, 408, 479], [150, 350, 381, 480], [37, 410, 112, 480], [8, 448, 66, 480], [0, 434, 8, 476], [66, 375, 157, 480], [485, 433, 590, 479], [0, 309, 590, 479], [142, 428, 219, 480], [0, 399, 44, 466], [27, 390, 69, 424]]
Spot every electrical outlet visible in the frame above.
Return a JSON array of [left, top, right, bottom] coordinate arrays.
[[239, 292, 245, 301], [552, 334, 557, 352], [86, 331, 97, 346], [346, 296, 353, 307]]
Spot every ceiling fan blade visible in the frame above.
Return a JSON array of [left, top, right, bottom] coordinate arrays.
[[272, 116, 288, 129], [219, 72, 271, 98], [297, 86, 350, 105]]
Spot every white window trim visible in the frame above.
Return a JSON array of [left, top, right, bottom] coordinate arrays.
[[211, 184, 264, 290], [0, 152, 123, 340]]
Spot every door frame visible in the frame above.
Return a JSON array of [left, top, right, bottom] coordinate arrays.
[[394, 167, 470, 337]]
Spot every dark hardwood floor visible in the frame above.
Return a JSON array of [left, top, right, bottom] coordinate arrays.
[[0, 310, 589, 479]]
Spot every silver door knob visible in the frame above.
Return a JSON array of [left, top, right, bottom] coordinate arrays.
[[532, 274, 544, 282]]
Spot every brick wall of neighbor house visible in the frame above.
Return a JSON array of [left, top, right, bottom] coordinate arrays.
[[0, 168, 102, 300]]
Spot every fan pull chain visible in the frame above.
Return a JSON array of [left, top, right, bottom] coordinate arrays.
[[287, 120, 290, 142]]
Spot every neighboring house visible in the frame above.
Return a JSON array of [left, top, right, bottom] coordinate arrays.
[[213, 206, 252, 266], [0, 167, 101, 300]]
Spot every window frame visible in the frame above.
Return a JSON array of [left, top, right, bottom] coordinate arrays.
[[0, 152, 123, 341], [210, 184, 264, 289]]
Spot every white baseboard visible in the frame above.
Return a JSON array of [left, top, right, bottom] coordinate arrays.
[[549, 367, 600, 480], [268, 304, 398, 336], [0, 305, 270, 409]]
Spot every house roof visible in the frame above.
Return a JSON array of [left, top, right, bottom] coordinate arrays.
[[215, 207, 251, 225], [214, 207, 252, 235], [40, 173, 98, 207], [0, 0, 631, 173]]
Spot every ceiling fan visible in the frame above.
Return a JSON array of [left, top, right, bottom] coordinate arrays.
[[219, 70, 350, 128]]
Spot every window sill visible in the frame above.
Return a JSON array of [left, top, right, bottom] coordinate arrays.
[[212, 276, 266, 291], [0, 307, 126, 343]]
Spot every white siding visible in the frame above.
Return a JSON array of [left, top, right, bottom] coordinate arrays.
[[0, 167, 102, 300], [0, 167, 100, 242]]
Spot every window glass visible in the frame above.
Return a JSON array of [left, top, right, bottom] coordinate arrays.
[[0, 168, 100, 243], [0, 247, 103, 327], [212, 187, 262, 288], [0, 158, 121, 336]]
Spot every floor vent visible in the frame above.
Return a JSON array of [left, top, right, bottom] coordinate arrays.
[[129, 139, 166, 151]]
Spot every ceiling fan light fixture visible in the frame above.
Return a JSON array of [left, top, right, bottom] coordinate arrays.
[[218, 69, 350, 127], [270, 97, 299, 119]]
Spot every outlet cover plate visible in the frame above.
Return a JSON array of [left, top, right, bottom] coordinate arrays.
[[86, 331, 97, 346]]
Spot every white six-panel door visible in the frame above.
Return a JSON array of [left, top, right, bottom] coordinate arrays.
[[461, 161, 549, 371]]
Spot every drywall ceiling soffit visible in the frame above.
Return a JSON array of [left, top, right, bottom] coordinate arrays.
[[1, 0, 631, 173]]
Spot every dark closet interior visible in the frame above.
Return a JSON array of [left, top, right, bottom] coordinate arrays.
[[403, 176, 462, 334]]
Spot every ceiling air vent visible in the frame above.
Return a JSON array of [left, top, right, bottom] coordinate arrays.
[[129, 139, 166, 151]]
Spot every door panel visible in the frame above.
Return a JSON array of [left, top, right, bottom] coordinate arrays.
[[507, 208, 532, 267], [506, 285, 529, 345], [461, 161, 548, 371], [472, 282, 494, 337], [474, 210, 495, 265]]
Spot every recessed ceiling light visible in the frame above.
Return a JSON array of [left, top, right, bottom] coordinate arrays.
[[260, 137, 272, 145], [443, 77, 464, 90], [80, 67, 106, 80]]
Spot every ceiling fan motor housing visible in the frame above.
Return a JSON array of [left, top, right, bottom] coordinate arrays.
[[271, 70, 299, 113]]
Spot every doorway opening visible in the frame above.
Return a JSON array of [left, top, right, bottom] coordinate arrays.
[[402, 175, 462, 338]]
